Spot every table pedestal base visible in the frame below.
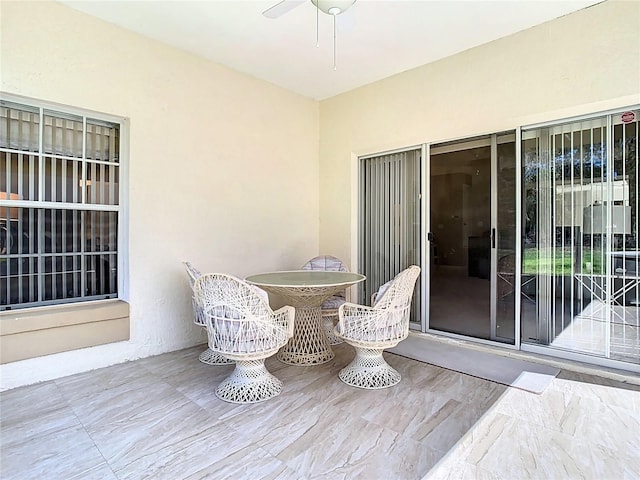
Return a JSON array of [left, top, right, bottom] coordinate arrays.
[[323, 314, 344, 345], [277, 306, 335, 365]]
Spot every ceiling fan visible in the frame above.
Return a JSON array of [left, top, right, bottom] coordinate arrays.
[[262, 0, 358, 69], [263, 0, 357, 19]]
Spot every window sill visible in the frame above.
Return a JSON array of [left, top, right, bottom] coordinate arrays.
[[0, 300, 130, 363]]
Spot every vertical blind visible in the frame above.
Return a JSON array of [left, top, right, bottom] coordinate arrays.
[[522, 109, 640, 365], [359, 148, 421, 321], [0, 100, 120, 310]]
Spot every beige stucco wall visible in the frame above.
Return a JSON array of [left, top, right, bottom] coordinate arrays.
[[318, 0, 640, 263], [2, 0, 639, 389], [0, 1, 319, 389]]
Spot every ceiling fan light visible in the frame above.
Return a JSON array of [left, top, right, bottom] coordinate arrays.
[[311, 0, 356, 16]]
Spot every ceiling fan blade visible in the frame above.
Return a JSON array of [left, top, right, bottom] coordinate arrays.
[[262, 0, 306, 19]]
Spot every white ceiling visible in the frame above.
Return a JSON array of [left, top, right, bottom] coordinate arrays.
[[59, 0, 602, 100]]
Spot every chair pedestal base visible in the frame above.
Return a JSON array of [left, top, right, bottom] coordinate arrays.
[[198, 326, 233, 365], [198, 347, 234, 365], [338, 347, 400, 389], [215, 359, 283, 404]]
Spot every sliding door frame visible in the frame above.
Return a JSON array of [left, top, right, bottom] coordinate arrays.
[[421, 144, 429, 332], [515, 127, 523, 351], [424, 132, 520, 349], [490, 135, 498, 339]]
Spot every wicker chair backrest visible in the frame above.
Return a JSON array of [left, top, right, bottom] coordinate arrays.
[[194, 273, 291, 356], [195, 273, 272, 319], [302, 255, 348, 272], [185, 265, 269, 327], [303, 255, 349, 303], [372, 265, 421, 311], [183, 261, 202, 289]]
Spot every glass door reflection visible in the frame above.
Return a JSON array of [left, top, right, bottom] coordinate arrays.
[[428, 134, 515, 344]]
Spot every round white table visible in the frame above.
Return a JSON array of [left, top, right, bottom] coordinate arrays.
[[246, 270, 365, 365]]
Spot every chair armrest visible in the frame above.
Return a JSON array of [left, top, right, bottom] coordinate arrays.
[[337, 302, 381, 336], [338, 302, 409, 342], [339, 301, 376, 315], [273, 305, 295, 338]]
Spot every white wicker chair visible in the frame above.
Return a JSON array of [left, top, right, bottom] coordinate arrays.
[[194, 273, 295, 404], [302, 255, 348, 345], [335, 265, 421, 389], [184, 262, 271, 366], [183, 261, 234, 366]]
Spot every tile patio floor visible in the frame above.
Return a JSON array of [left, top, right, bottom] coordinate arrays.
[[1, 342, 639, 479]]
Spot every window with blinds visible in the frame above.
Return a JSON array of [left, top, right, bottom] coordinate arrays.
[[0, 99, 121, 310]]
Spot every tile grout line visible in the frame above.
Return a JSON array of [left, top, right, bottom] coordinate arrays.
[[51, 379, 121, 480]]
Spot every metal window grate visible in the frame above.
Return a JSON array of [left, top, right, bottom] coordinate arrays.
[[1, 100, 120, 310]]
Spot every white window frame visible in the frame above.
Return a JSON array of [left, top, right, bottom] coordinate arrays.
[[0, 93, 129, 310]]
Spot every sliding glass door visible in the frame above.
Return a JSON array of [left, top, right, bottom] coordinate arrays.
[[358, 135, 516, 343], [522, 110, 640, 365], [427, 133, 516, 344], [356, 109, 639, 370]]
